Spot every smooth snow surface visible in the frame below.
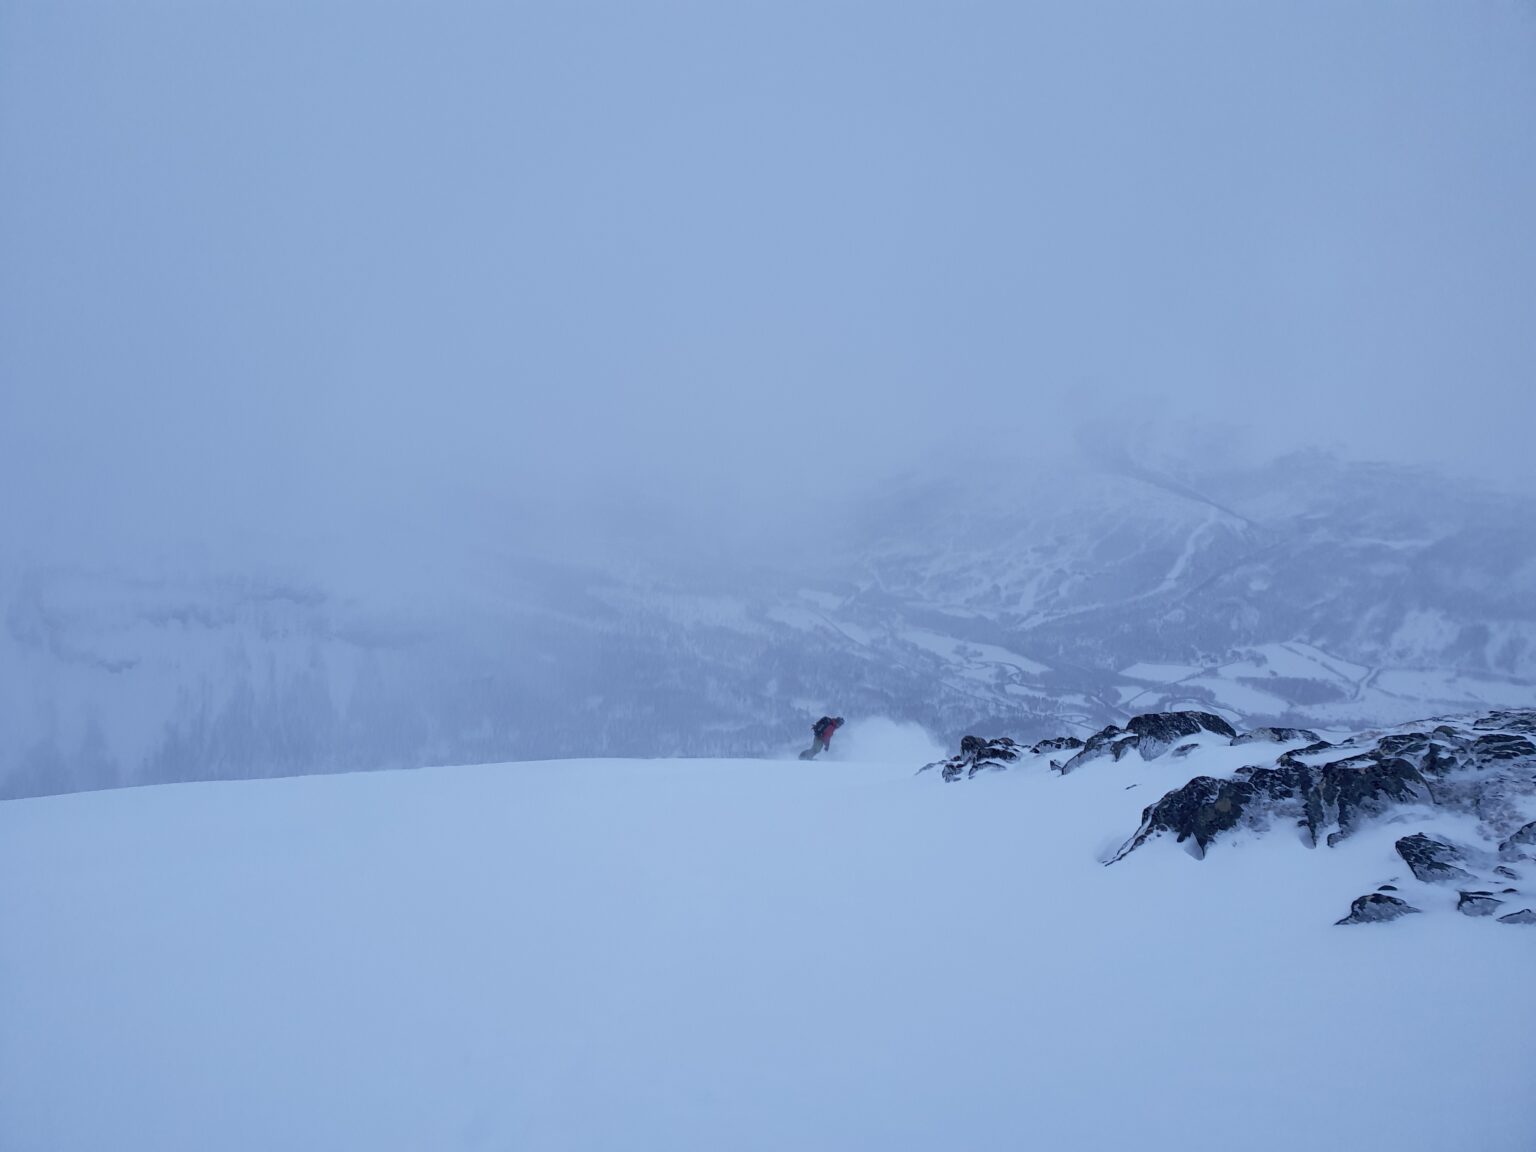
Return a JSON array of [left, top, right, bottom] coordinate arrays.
[[3, 753, 1533, 1152]]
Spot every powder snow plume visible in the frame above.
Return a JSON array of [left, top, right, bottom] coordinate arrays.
[[834, 716, 948, 765]]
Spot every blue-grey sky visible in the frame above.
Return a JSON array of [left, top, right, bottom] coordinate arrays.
[[3, 1, 1534, 571]]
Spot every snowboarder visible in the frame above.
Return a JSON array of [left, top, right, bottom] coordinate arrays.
[[799, 716, 844, 760]]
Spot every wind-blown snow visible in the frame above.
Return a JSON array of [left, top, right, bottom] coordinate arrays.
[[2, 750, 1532, 1151], [827, 715, 948, 765]]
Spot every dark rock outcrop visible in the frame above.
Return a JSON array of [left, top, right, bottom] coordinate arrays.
[[1477, 711, 1536, 737], [1030, 735, 1084, 756], [1396, 834, 1476, 884], [1110, 709, 1536, 877], [1356, 731, 1472, 778], [1126, 710, 1237, 755], [1055, 726, 1136, 773], [929, 706, 1536, 931], [1061, 711, 1236, 773], [1275, 740, 1338, 770], [1499, 821, 1536, 862], [1457, 891, 1504, 917], [1234, 726, 1321, 746], [1471, 733, 1536, 762], [919, 735, 1023, 782], [1110, 758, 1432, 861], [1108, 775, 1244, 859], [1336, 893, 1421, 925]]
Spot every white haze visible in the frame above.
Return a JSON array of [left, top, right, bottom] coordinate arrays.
[[2, 1, 1535, 591]]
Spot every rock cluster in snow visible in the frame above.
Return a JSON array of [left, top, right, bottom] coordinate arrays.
[[918, 736, 1024, 782], [1053, 711, 1239, 774], [925, 708, 1536, 927], [1113, 711, 1536, 924], [1110, 749, 1431, 860]]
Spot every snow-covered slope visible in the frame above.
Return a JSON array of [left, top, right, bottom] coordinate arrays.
[[2, 722, 1532, 1152]]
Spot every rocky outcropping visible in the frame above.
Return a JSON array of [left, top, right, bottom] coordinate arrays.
[[1030, 735, 1084, 756], [1396, 834, 1477, 884], [929, 710, 1277, 781], [920, 707, 1536, 928], [1457, 891, 1505, 917], [1056, 711, 1237, 773], [1109, 757, 1432, 861], [1111, 711, 1535, 866], [1336, 893, 1421, 925], [1234, 726, 1321, 746], [928, 710, 1322, 780], [1472, 733, 1536, 761], [1095, 709, 1536, 927], [1499, 820, 1536, 862], [918, 736, 1024, 782]]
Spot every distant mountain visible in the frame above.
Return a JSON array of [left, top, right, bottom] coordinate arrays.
[[3, 451, 1533, 798], [819, 450, 1536, 730]]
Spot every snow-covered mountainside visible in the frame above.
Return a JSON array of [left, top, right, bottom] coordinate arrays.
[[3, 716, 1532, 1152], [4, 452, 1533, 798], [837, 452, 1536, 716]]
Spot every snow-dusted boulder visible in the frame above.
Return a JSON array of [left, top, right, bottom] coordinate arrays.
[[1058, 711, 1235, 773], [1110, 757, 1432, 861], [1054, 726, 1136, 773], [1457, 891, 1505, 917], [1106, 709, 1534, 870], [1336, 893, 1421, 925], [1081, 708, 1536, 928], [1030, 735, 1084, 756], [1499, 820, 1536, 862], [1396, 834, 1476, 884], [920, 735, 1024, 783], [1479, 710, 1536, 735], [1471, 733, 1536, 761], [1125, 711, 1237, 757], [1233, 726, 1321, 746]]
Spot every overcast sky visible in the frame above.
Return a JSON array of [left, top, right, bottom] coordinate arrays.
[[2, 1, 1533, 573]]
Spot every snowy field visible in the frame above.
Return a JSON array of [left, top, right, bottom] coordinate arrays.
[[3, 727, 1533, 1152]]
